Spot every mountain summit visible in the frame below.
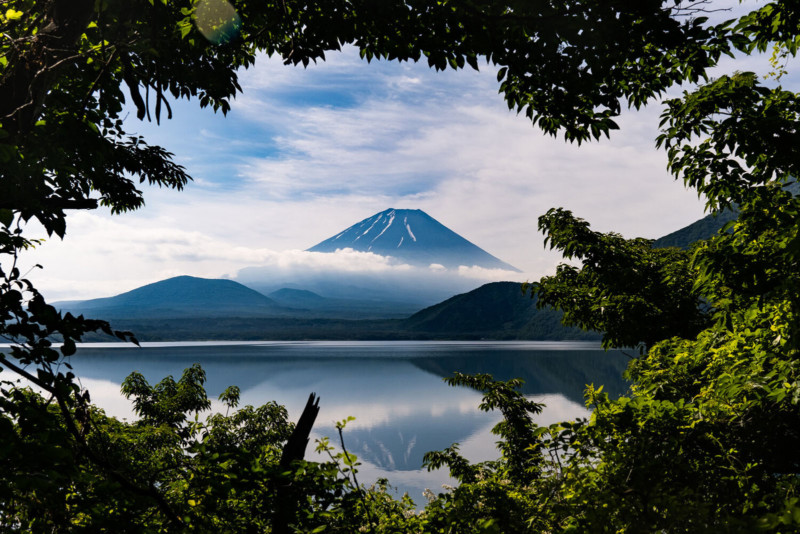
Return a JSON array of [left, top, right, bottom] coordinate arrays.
[[307, 209, 520, 271]]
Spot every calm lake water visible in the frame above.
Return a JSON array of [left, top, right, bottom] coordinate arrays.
[[53, 341, 631, 503]]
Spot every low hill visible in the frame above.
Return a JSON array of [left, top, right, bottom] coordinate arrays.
[[57, 276, 285, 318], [405, 282, 599, 340]]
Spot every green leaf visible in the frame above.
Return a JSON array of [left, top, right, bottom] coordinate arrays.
[[5, 9, 23, 20], [0, 209, 12, 227]]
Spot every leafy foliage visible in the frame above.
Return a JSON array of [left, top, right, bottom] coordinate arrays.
[[0, 368, 358, 532], [532, 208, 710, 350], [3, 0, 800, 532]]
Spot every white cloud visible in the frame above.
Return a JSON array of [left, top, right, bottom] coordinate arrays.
[[456, 265, 524, 282], [239, 247, 412, 274], [227, 80, 707, 270], [226, 59, 708, 262]]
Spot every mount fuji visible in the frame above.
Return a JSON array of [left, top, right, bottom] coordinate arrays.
[[307, 208, 520, 272]]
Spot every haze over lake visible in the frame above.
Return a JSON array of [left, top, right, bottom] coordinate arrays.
[[61, 340, 630, 501]]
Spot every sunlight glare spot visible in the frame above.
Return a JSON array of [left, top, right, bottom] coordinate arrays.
[[194, 0, 241, 45]]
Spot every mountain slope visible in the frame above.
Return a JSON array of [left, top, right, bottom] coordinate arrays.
[[57, 276, 284, 318], [308, 208, 520, 271], [654, 181, 800, 249], [404, 282, 599, 340], [652, 208, 737, 249]]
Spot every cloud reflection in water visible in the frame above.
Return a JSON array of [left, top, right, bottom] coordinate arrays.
[[60, 341, 626, 502]]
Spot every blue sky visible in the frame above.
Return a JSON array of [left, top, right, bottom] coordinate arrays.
[[25, 0, 790, 301]]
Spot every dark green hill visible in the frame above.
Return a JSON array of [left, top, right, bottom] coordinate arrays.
[[57, 276, 285, 318], [653, 181, 799, 249], [652, 208, 737, 249], [404, 282, 599, 340]]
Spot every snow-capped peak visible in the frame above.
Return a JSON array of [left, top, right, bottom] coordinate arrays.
[[307, 208, 519, 272]]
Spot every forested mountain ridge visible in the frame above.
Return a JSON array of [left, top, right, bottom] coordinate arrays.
[[73, 281, 596, 342]]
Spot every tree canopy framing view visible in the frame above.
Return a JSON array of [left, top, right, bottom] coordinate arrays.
[[1, 0, 800, 531]]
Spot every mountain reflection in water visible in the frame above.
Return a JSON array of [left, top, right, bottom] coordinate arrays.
[[64, 341, 630, 500]]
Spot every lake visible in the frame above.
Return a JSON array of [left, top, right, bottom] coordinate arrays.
[[57, 341, 630, 503]]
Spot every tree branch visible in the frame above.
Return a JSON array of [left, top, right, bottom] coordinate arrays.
[[0, 198, 99, 211]]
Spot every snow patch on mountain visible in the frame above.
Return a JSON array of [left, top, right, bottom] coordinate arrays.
[[372, 211, 395, 243], [404, 216, 417, 242]]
